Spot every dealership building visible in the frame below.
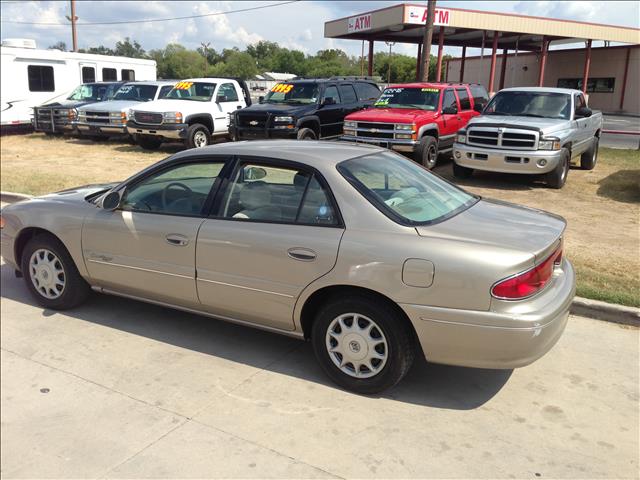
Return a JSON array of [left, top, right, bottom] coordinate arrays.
[[325, 3, 640, 114]]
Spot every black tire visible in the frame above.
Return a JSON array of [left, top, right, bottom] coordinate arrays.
[[20, 233, 90, 310], [297, 127, 317, 140], [311, 294, 416, 394], [136, 135, 162, 150], [413, 136, 438, 169], [580, 136, 599, 170], [452, 162, 474, 179], [186, 123, 211, 149], [546, 148, 570, 189]]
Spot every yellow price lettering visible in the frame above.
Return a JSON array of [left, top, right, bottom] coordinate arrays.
[[175, 81, 193, 90], [271, 84, 293, 93]]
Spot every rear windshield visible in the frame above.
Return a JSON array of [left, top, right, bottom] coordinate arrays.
[[338, 150, 477, 225], [484, 91, 571, 119], [113, 84, 158, 102], [164, 81, 217, 102], [374, 87, 440, 110]]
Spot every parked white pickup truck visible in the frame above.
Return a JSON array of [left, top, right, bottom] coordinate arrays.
[[453, 87, 603, 188], [126, 77, 251, 150]]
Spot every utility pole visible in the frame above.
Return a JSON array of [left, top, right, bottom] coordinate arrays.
[[201, 42, 211, 75], [385, 41, 395, 84], [360, 40, 365, 76], [65, 0, 78, 52], [419, 0, 436, 81]]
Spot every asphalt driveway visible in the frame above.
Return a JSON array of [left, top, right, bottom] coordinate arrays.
[[1, 260, 638, 479]]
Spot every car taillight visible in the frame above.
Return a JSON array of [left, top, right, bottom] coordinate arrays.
[[491, 246, 563, 300]]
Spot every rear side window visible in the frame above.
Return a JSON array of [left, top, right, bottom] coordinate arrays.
[[102, 68, 117, 81], [28, 65, 55, 92], [121, 69, 135, 81], [456, 88, 471, 110], [338, 84, 358, 103], [470, 85, 489, 107], [82, 66, 96, 83], [354, 82, 381, 101]]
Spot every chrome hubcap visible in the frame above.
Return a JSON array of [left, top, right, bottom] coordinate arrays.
[[29, 249, 65, 299], [326, 313, 388, 379], [193, 131, 208, 148], [426, 145, 437, 168]]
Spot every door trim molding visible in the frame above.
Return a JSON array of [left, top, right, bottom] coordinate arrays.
[[197, 277, 294, 298], [87, 259, 194, 280]]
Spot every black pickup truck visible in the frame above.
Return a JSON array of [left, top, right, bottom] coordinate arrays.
[[230, 77, 381, 141]]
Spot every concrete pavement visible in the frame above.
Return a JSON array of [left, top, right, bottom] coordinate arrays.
[[601, 115, 640, 149], [1, 261, 638, 479]]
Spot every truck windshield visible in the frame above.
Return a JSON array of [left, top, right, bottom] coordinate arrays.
[[374, 87, 440, 110], [67, 84, 118, 101], [164, 82, 217, 102], [263, 83, 319, 105], [113, 84, 158, 102], [338, 150, 478, 226], [484, 91, 571, 119]]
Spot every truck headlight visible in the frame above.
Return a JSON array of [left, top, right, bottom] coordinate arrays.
[[163, 111, 183, 124], [110, 111, 127, 124], [456, 130, 466, 144], [274, 116, 293, 123], [396, 123, 415, 131], [538, 137, 561, 150], [344, 120, 357, 128], [68, 109, 78, 120]]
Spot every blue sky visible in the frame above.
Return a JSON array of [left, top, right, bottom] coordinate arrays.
[[1, 1, 638, 57]]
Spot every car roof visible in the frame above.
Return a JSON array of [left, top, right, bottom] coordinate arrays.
[[173, 140, 385, 167], [499, 86, 579, 95], [124, 80, 177, 86], [386, 82, 476, 89]]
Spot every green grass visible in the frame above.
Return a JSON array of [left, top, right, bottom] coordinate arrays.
[[574, 263, 640, 308]]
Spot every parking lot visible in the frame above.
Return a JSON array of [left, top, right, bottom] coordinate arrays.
[[1, 257, 638, 478]]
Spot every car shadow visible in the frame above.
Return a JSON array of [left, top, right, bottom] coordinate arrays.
[[597, 169, 640, 204], [0, 263, 512, 410]]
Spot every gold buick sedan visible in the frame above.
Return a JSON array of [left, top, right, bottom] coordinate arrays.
[[0, 141, 575, 393]]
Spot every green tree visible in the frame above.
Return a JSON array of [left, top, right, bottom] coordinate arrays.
[[207, 51, 257, 79], [246, 40, 281, 70], [150, 44, 207, 79], [114, 37, 146, 58], [48, 41, 67, 51], [79, 45, 115, 55]]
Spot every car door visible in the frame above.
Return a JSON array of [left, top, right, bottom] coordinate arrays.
[[196, 158, 344, 331], [82, 157, 229, 307], [439, 88, 460, 149], [317, 84, 343, 138], [455, 86, 475, 128], [338, 83, 360, 118], [214, 82, 244, 131], [573, 92, 591, 154]]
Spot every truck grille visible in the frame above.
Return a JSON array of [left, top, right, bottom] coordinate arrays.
[[83, 111, 110, 124], [237, 112, 268, 128], [353, 122, 396, 139], [134, 111, 163, 125], [34, 108, 71, 132], [357, 122, 395, 131], [467, 127, 538, 150]]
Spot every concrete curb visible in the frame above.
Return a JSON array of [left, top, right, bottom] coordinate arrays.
[[571, 297, 639, 327], [1, 191, 33, 204]]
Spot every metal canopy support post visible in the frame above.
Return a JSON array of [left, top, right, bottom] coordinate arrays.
[[499, 48, 508, 90], [367, 40, 374, 76], [538, 36, 549, 87], [620, 46, 631, 110], [459, 46, 466, 82], [435, 26, 445, 82], [582, 39, 592, 94], [488, 31, 499, 93]]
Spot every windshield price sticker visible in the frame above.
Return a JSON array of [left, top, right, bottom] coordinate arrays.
[[174, 81, 194, 90], [421, 88, 439, 92], [118, 85, 134, 93], [383, 88, 404, 94], [374, 98, 390, 106], [271, 84, 294, 93]]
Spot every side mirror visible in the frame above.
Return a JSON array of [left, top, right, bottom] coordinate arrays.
[[575, 106, 592, 118], [258, 96, 264, 103], [102, 190, 123, 211], [442, 105, 458, 115], [245, 166, 267, 181], [322, 97, 336, 106], [474, 103, 484, 113]]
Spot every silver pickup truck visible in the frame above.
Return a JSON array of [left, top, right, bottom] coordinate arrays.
[[453, 87, 603, 188]]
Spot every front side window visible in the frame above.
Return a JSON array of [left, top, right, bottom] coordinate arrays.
[[217, 83, 239, 102], [158, 85, 173, 98], [575, 94, 586, 111], [122, 162, 224, 216], [322, 85, 341, 104], [338, 150, 477, 225], [102, 68, 117, 81], [28, 65, 55, 92], [263, 83, 319, 105], [456, 88, 471, 110], [221, 163, 338, 225], [442, 89, 457, 110], [113, 84, 158, 102], [484, 91, 571, 119], [164, 82, 217, 102], [82, 66, 96, 83], [375, 87, 441, 111]]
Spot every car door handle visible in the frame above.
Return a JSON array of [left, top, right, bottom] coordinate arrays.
[[287, 248, 317, 261], [165, 234, 189, 246]]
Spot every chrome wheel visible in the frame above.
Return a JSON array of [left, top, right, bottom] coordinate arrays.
[[193, 130, 208, 148], [325, 313, 388, 379], [29, 249, 65, 299], [560, 157, 569, 183], [425, 144, 438, 169]]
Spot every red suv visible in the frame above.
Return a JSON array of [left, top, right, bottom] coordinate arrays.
[[342, 82, 488, 169]]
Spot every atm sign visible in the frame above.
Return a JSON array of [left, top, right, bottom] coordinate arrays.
[[405, 6, 451, 26], [347, 13, 372, 33]]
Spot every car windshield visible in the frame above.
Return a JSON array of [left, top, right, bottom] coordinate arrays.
[[67, 83, 118, 101], [484, 91, 571, 119], [374, 87, 440, 110], [338, 150, 478, 225], [112, 84, 158, 102], [263, 83, 319, 104], [164, 81, 217, 102]]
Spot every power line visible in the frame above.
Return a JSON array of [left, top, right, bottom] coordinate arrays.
[[0, 0, 299, 25]]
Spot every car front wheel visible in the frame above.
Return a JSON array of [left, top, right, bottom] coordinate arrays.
[[186, 123, 211, 149], [413, 136, 438, 169], [311, 295, 415, 394], [545, 148, 570, 189]]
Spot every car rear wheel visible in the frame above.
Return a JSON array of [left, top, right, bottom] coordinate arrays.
[[413, 136, 438, 169], [136, 135, 162, 150], [453, 162, 474, 178], [580, 137, 598, 170], [297, 127, 317, 140], [21, 234, 90, 310], [186, 123, 211, 149], [311, 295, 415, 394], [545, 148, 570, 189]]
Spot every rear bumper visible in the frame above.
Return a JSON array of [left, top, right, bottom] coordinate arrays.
[[453, 142, 563, 174], [341, 134, 418, 152], [126, 121, 186, 140], [401, 259, 575, 369]]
